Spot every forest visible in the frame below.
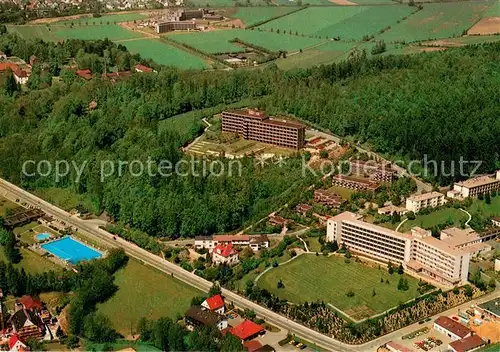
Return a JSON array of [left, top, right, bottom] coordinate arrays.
[[0, 32, 499, 239]]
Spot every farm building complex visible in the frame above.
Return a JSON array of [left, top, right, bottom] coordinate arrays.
[[221, 109, 305, 149], [327, 212, 493, 287]]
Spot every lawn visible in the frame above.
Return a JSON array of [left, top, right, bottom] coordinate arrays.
[[97, 259, 202, 336], [258, 254, 420, 319], [19, 225, 60, 245], [33, 187, 99, 214], [468, 196, 500, 218], [232, 7, 300, 27], [379, 1, 497, 43], [0, 196, 19, 217], [399, 207, 468, 233], [167, 29, 324, 54], [55, 25, 143, 41], [123, 39, 209, 69], [7, 25, 62, 41], [0, 247, 60, 274]]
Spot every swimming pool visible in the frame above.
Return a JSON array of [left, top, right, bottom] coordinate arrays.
[[36, 233, 51, 241], [41, 236, 102, 264]]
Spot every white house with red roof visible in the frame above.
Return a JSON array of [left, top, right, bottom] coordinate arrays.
[[201, 294, 225, 314], [212, 243, 239, 265], [229, 320, 265, 341], [434, 316, 472, 341], [135, 64, 154, 73], [8, 334, 29, 352]]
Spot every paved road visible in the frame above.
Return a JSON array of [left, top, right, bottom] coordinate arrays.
[[0, 178, 355, 352]]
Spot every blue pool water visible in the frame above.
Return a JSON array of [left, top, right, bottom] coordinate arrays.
[[36, 233, 51, 241], [41, 236, 102, 264]]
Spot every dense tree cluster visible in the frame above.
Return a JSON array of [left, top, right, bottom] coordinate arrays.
[[1, 34, 499, 238]]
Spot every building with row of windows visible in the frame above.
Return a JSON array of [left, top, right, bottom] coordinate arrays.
[[221, 109, 305, 149], [448, 171, 500, 199], [327, 212, 493, 286], [406, 191, 447, 213], [331, 174, 380, 192]]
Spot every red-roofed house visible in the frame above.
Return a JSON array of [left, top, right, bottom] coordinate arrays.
[[229, 320, 265, 341], [243, 340, 262, 352], [8, 334, 29, 352], [76, 69, 93, 80], [434, 316, 472, 341], [448, 334, 485, 352], [18, 296, 43, 312], [0, 62, 30, 84], [201, 294, 225, 314], [212, 243, 239, 265], [135, 64, 153, 73]]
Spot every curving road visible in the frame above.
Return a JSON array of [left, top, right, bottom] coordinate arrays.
[[0, 178, 355, 352]]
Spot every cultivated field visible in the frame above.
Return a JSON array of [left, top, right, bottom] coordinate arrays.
[[168, 29, 324, 53], [232, 7, 300, 27], [6, 25, 61, 41], [258, 254, 420, 320], [259, 6, 414, 40], [55, 24, 144, 41], [123, 39, 209, 69], [468, 17, 500, 35], [97, 259, 201, 335], [55, 13, 147, 25], [379, 2, 497, 42]]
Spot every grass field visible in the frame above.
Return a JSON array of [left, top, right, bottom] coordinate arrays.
[[123, 39, 209, 69], [232, 7, 299, 27], [379, 2, 497, 43], [7, 25, 62, 41], [259, 6, 413, 40], [97, 259, 201, 336], [399, 207, 469, 233], [468, 196, 500, 218], [56, 13, 147, 25], [259, 254, 420, 319], [55, 25, 142, 41], [168, 29, 324, 54], [275, 41, 354, 69], [33, 187, 99, 214], [0, 247, 60, 274]]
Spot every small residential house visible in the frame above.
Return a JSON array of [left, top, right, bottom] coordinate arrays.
[[76, 69, 93, 80], [249, 235, 269, 252], [434, 316, 471, 341], [18, 296, 43, 312], [212, 243, 239, 265], [8, 334, 29, 352], [295, 203, 312, 216], [184, 306, 227, 331], [201, 294, 225, 314], [268, 215, 290, 228]]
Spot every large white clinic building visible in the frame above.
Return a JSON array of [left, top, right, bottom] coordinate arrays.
[[326, 212, 490, 286]]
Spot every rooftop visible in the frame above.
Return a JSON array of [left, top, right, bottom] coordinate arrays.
[[135, 64, 153, 72], [407, 191, 445, 202], [185, 306, 224, 326], [214, 235, 250, 242], [213, 243, 238, 257], [478, 297, 500, 317], [204, 294, 224, 311], [249, 235, 269, 244], [448, 334, 485, 352], [456, 175, 499, 189], [230, 319, 265, 340], [434, 316, 471, 338], [386, 341, 413, 352]]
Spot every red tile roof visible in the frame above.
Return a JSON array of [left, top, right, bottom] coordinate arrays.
[[213, 243, 238, 257], [449, 335, 485, 352], [435, 316, 471, 339], [0, 62, 28, 78], [214, 235, 250, 242], [204, 294, 224, 311], [230, 320, 265, 340], [76, 69, 93, 80], [8, 334, 26, 350], [19, 295, 43, 311], [135, 64, 153, 72], [243, 340, 262, 352]]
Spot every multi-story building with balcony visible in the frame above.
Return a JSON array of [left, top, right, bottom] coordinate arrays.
[[331, 174, 380, 192], [221, 109, 305, 149], [448, 171, 500, 198], [406, 191, 447, 213]]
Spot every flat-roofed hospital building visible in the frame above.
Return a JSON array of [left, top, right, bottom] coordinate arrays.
[[221, 109, 305, 149]]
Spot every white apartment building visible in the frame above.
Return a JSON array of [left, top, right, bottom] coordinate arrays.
[[406, 191, 447, 213], [327, 212, 412, 264], [327, 212, 474, 286], [448, 171, 500, 199]]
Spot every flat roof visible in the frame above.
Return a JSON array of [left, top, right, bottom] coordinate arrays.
[[456, 175, 499, 189], [265, 118, 305, 129], [417, 236, 466, 256], [407, 191, 445, 202], [478, 297, 500, 317], [224, 108, 267, 120]]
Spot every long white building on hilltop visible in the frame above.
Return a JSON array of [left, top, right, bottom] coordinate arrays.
[[327, 212, 493, 286], [448, 170, 500, 199]]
